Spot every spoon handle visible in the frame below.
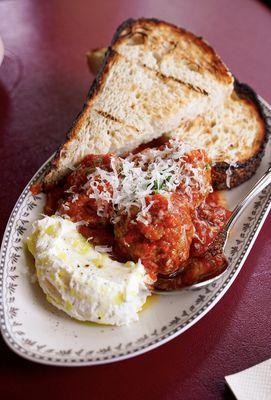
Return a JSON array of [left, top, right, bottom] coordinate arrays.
[[225, 165, 271, 233]]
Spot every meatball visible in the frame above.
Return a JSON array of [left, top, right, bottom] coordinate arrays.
[[65, 154, 113, 189], [114, 193, 194, 278], [57, 154, 117, 225], [154, 231, 228, 290], [134, 142, 212, 208], [176, 149, 212, 208], [58, 193, 111, 225], [45, 154, 116, 219], [190, 194, 231, 257]]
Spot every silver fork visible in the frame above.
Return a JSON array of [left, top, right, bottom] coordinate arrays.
[[154, 165, 271, 294]]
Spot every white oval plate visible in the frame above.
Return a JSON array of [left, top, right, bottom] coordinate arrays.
[[1, 99, 271, 366]]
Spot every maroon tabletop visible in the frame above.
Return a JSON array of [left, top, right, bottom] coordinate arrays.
[[0, 1, 270, 399]]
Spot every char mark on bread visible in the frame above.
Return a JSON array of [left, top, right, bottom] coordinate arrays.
[[42, 18, 235, 190], [94, 109, 141, 132]]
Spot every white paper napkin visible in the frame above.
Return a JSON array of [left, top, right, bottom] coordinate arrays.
[[225, 358, 271, 400]]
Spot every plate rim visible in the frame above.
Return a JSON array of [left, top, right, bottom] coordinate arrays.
[[1, 97, 271, 366]]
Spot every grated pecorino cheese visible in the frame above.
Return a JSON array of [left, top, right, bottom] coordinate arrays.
[[82, 139, 212, 223]]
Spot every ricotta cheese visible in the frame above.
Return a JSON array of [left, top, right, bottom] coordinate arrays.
[[27, 216, 153, 326]]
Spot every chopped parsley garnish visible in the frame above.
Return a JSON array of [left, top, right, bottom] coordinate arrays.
[[151, 176, 172, 193]]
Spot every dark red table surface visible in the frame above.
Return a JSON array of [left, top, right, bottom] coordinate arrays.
[[0, 0, 270, 399]]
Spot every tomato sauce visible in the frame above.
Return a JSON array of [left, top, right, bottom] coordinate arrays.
[[43, 143, 231, 288], [114, 193, 195, 277], [155, 226, 228, 290], [190, 192, 231, 257], [30, 181, 43, 195]]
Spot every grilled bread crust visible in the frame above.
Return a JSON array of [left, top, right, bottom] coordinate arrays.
[[211, 81, 269, 190], [43, 18, 233, 190]]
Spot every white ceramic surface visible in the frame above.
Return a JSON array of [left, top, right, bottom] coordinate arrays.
[[0, 98, 270, 366]]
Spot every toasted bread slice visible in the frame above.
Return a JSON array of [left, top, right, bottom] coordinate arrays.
[[87, 48, 269, 190], [43, 18, 233, 189], [167, 82, 269, 189]]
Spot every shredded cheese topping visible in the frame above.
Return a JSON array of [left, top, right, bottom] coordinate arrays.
[[79, 139, 212, 223], [225, 161, 238, 189]]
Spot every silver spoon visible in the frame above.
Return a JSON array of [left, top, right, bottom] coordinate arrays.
[[154, 165, 271, 294]]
